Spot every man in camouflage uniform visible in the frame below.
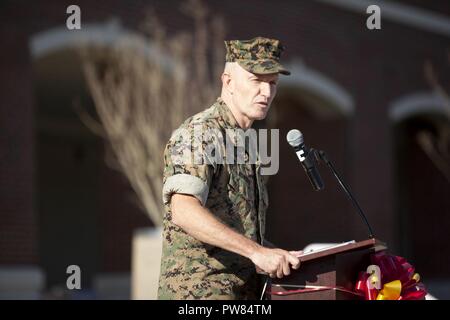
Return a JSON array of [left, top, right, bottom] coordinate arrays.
[[158, 37, 301, 300]]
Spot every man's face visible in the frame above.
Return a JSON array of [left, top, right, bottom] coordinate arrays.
[[231, 64, 279, 121]]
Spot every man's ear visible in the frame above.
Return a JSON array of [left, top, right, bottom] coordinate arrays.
[[221, 72, 233, 94]]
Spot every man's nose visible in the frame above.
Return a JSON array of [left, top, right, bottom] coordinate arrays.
[[260, 82, 274, 97]]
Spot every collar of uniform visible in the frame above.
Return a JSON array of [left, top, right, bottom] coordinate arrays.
[[216, 97, 261, 167], [216, 97, 240, 129]]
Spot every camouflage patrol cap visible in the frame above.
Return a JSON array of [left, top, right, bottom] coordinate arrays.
[[224, 37, 290, 76]]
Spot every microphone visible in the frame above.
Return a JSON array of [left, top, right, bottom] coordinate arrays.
[[286, 129, 324, 191]]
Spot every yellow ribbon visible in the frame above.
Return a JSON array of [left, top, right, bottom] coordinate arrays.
[[376, 280, 402, 300]]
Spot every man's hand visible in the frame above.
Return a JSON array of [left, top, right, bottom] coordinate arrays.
[[250, 247, 301, 278]]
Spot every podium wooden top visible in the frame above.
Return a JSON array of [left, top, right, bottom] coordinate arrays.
[[299, 238, 386, 262]]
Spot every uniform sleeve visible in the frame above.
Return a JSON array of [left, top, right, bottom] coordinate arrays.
[[162, 123, 219, 207]]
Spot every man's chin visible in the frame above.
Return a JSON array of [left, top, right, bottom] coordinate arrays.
[[255, 107, 270, 119], [255, 113, 267, 120]]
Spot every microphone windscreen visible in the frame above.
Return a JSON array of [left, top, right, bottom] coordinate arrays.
[[286, 129, 303, 147]]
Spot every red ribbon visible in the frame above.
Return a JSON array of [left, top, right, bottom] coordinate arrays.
[[355, 272, 378, 300], [268, 284, 364, 297]]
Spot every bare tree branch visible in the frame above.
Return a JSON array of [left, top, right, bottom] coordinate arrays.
[[78, 0, 226, 225], [416, 131, 450, 183]]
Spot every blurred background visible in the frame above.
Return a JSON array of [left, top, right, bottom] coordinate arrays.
[[0, 0, 449, 299]]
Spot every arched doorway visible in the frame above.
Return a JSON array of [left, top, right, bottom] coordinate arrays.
[[390, 91, 450, 298], [30, 22, 154, 298]]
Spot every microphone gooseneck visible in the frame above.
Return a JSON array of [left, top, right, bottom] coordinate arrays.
[[317, 150, 374, 238]]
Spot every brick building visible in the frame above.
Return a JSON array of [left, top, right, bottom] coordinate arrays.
[[0, 0, 449, 299]]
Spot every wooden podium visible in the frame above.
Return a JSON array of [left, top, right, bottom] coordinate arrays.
[[269, 238, 387, 300]]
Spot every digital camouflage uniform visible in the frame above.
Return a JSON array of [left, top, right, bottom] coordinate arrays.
[[158, 37, 290, 300]]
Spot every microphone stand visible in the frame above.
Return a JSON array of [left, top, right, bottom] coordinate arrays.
[[312, 149, 375, 239]]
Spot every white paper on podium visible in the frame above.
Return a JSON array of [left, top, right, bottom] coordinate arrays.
[[300, 240, 356, 258]]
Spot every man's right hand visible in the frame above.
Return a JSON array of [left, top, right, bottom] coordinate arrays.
[[250, 246, 301, 278]]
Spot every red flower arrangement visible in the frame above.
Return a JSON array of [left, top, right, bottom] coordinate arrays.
[[355, 251, 427, 300]]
